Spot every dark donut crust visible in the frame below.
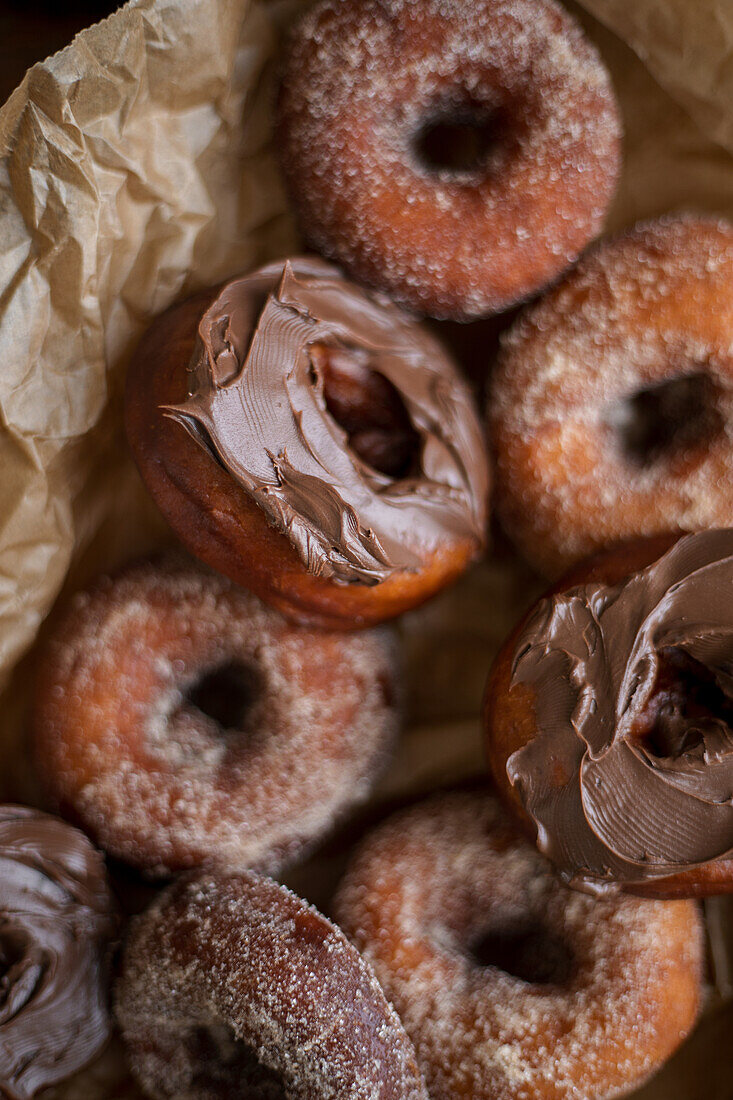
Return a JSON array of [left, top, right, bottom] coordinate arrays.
[[116, 870, 429, 1100]]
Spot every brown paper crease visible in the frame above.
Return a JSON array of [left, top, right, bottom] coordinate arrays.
[[580, 0, 733, 156]]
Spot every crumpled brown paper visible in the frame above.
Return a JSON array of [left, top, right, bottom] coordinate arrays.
[[581, 0, 733, 156], [1, 1, 732, 1097]]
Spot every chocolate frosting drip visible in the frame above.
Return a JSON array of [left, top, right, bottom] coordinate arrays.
[[166, 258, 488, 585], [0, 806, 116, 1099], [508, 530, 733, 892]]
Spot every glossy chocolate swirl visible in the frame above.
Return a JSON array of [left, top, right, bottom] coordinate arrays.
[[0, 806, 116, 1098], [508, 530, 733, 892], [165, 258, 488, 585]]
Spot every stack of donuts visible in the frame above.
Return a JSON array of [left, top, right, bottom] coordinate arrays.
[[7, 1, 733, 1099]]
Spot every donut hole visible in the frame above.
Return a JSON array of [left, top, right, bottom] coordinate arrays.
[[0, 930, 40, 1014], [468, 923, 575, 986], [185, 661, 263, 733], [412, 104, 507, 177], [0, 930, 23, 975], [310, 342, 421, 479], [187, 1023, 288, 1099], [611, 372, 723, 467], [632, 645, 733, 759]]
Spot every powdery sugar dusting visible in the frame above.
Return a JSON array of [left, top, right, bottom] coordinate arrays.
[[277, 0, 621, 319], [335, 790, 704, 1100], [116, 870, 428, 1100], [490, 214, 733, 576], [33, 557, 400, 876]]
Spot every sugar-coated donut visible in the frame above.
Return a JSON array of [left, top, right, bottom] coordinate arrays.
[[490, 215, 733, 577], [32, 556, 399, 877], [276, 0, 621, 320], [116, 869, 429, 1100], [125, 257, 488, 629], [485, 529, 733, 898], [335, 790, 704, 1100]]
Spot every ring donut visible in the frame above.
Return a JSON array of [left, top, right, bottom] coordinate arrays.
[[32, 556, 399, 877], [485, 529, 733, 897], [277, 0, 620, 319], [490, 215, 733, 576], [125, 257, 488, 627], [116, 869, 428, 1100], [336, 790, 703, 1100]]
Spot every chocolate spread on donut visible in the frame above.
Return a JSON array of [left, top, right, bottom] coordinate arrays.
[[507, 529, 733, 892], [165, 257, 487, 585], [0, 806, 116, 1099]]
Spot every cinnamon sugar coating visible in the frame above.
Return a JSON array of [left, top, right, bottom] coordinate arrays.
[[490, 215, 733, 576], [335, 790, 704, 1100], [116, 870, 429, 1100], [277, 0, 620, 320], [32, 557, 399, 877]]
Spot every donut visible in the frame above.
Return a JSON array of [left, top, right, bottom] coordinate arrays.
[[335, 790, 704, 1100], [0, 805, 117, 1098], [125, 257, 489, 629], [32, 556, 399, 877], [489, 215, 733, 577], [485, 528, 733, 898], [116, 868, 428, 1100], [276, 0, 621, 321]]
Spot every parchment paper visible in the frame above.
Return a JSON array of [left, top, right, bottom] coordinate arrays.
[[0, 1, 731, 1097]]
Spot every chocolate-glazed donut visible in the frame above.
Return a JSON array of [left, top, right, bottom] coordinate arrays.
[[125, 257, 488, 629], [116, 869, 428, 1100], [485, 529, 733, 897], [0, 805, 116, 1099]]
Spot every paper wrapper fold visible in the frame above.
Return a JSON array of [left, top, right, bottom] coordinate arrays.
[[0, 0, 732, 1096], [582, 0, 733, 156]]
